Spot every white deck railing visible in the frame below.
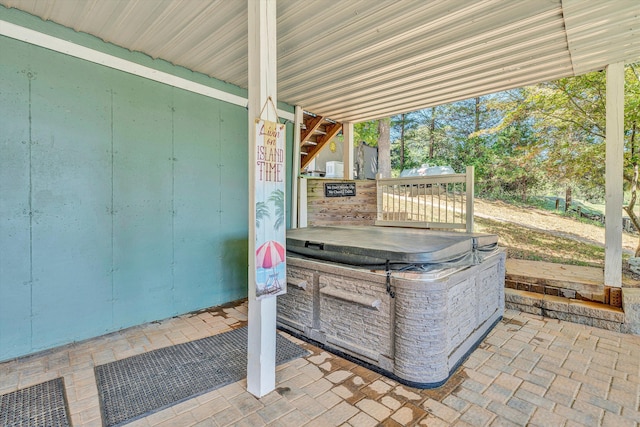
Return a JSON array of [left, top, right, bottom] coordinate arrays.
[[376, 165, 474, 232]]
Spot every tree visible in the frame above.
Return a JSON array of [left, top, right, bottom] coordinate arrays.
[[398, 113, 407, 170], [488, 73, 609, 200], [622, 64, 640, 255], [391, 112, 421, 170], [485, 63, 640, 253], [354, 120, 380, 147], [429, 106, 437, 159], [378, 117, 391, 178]]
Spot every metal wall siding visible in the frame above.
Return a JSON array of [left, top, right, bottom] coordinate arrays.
[[0, 38, 33, 357], [15, 45, 114, 350], [111, 73, 175, 328], [0, 32, 252, 361], [171, 88, 219, 313], [216, 103, 250, 302]]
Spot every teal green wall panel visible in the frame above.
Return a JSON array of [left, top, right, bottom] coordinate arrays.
[[218, 107, 251, 301], [0, 9, 296, 359], [29, 47, 114, 350], [111, 74, 175, 327], [171, 90, 224, 312], [0, 42, 32, 357]]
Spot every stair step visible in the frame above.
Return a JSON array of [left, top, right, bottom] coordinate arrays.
[[505, 288, 624, 332]]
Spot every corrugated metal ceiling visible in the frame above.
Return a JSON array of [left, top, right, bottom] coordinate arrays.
[[1, 0, 639, 122]]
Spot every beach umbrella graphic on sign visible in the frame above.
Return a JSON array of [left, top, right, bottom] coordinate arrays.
[[256, 240, 285, 294], [256, 240, 285, 269]]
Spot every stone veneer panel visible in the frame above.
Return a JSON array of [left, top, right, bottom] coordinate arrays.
[[277, 267, 316, 334], [279, 251, 506, 387], [622, 288, 640, 335], [319, 271, 392, 363], [447, 278, 476, 354], [478, 262, 504, 324]]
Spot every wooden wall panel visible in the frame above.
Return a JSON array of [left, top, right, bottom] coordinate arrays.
[[305, 179, 377, 226]]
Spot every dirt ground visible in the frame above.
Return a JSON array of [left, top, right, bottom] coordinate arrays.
[[473, 198, 639, 255]]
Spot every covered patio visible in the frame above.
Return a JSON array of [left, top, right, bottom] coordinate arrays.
[[1, 0, 640, 425], [1, 298, 640, 426]]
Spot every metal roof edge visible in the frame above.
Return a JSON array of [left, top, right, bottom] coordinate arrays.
[[0, 16, 295, 121], [559, 0, 577, 76]]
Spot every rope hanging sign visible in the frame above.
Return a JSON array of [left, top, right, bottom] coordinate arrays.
[[257, 96, 282, 123]]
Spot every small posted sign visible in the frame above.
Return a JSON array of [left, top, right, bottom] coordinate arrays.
[[324, 182, 357, 198], [254, 119, 287, 299]]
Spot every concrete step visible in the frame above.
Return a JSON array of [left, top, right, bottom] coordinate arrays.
[[505, 288, 626, 332], [504, 260, 640, 335], [504, 258, 630, 307], [505, 259, 607, 301]]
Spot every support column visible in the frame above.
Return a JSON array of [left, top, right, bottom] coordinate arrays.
[[343, 122, 354, 179], [247, 0, 277, 398], [291, 106, 303, 228], [604, 62, 625, 288]]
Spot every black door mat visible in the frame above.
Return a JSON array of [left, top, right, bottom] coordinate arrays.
[[95, 326, 308, 427], [0, 377, 71, 427]]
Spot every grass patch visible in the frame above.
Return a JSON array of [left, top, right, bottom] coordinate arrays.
[[475, 217, 605, 268]]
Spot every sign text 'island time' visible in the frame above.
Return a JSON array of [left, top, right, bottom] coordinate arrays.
[[257, 122, 284, 182]]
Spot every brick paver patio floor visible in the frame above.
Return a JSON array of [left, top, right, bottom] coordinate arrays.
[[1, 300, 639, 426]]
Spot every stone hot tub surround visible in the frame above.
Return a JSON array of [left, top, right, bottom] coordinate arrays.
[[277, 250, 505, 388]]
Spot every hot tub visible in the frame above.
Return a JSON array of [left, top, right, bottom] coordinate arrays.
[[276, 226, 505, 388]]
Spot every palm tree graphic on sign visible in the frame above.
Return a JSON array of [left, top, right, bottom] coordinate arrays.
[[255, 190, 285, 294]]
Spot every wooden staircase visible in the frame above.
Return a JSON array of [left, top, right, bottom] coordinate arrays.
[[300, 111, 342, 170]]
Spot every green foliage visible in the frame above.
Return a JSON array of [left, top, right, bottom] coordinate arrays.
[[354, 120, 380, 146], [480, 64, 639, 200], [383, 63, 639, 204]]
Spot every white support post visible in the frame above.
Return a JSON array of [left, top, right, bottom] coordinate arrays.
[[604, 62, 625, 288], [465, 165, 475, 233], [247, 0, 277, 398], [299, 176, 308, 227], [291, 106, 303, 228], [376, 173, 383, 223], [343, 122, 354, 180]]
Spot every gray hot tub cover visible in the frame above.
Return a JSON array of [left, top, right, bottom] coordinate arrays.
[[286, 226, 498, 271]]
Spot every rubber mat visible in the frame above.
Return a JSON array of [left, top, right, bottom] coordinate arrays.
[[95, 326, 308, 427], [0, 377, 70, 427]]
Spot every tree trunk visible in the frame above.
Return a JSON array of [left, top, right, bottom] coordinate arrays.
[[623, 163, 640, 256], [429, 106, 436, 159], [625, 122, 640, 256], [474, 97, 481, 133], [565, 187, 572, 212], [378, 118, 391, 178], [399, 113, 406, 171]]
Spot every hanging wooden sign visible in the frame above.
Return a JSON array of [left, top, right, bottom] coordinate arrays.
[[254, 118, 287, 299]]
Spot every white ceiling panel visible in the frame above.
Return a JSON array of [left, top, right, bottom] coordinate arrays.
[[1, 0, 639, 122]]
